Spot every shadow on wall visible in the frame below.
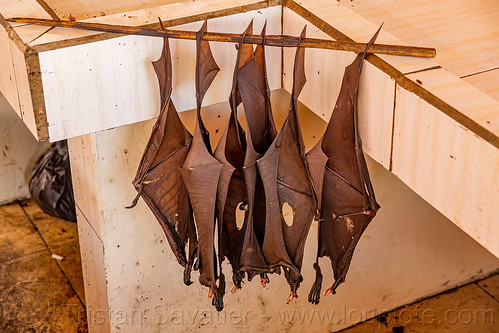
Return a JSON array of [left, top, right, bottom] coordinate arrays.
[[79, 92, 499, 332], [0, 92, 50, 205]]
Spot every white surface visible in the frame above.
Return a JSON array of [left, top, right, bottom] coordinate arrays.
[[69, 95, 499, 332], [39, 6, 281, 142], [283, 6, 499, 257], [0, 93, 49, 205]]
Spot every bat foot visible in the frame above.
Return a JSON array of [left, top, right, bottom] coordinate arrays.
[[183, 265, 194, 286], [125, 190, 142, 209], [212, 292, 224, 312], [308, 263, 323, 305], [308, 289, 320, 305], [324, 287, 336, 296], [260, 273, 270, 288], [286, 292, 298, 304]]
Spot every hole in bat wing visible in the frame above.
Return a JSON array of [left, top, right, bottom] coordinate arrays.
[[214, 217, 219, 252], [281, 202, 295, 227], [235, 201, 247, 230], [344, 217, 354, 233]]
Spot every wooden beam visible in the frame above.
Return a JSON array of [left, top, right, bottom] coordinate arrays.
[[284, 0, 499, 149], [34, 0, 60, 20], [8, 17, 436, 58]]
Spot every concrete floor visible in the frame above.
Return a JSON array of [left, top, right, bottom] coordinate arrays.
[[0, 200, 497, 332]]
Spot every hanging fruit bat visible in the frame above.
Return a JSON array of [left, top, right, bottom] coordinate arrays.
[[215, 20, 275, 292], [237, 21, 276, 287], [213, 21, 251, 291], [307, 27, 382, 305], [257, 27, 317, 303], [180, 21, 226, 311], [127, 25, 198, 286]]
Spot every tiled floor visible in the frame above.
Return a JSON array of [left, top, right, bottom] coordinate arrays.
[[340, 280, 499, 332], [0, 200, 498, 332], [0, 200, 87, 332]]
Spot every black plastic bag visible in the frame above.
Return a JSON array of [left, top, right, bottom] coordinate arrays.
[[29, 140, 77, 222]]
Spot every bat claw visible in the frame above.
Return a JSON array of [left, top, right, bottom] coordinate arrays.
[[208, 288, 213, 298], [231, 285, 239, 293], [261, 277, 270, 288], [324, 287, 333, 296], [286, 292, 298, 304]]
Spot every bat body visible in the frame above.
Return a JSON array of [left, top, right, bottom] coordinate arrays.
[[307, 28, 381, 305], [213, 23, 251, 290], [128, 32, 197, 285], [180, 22, 225, 311], [129, 20, 383, 309], [235, 22, 276, 285], [257, 27, 317, 302]]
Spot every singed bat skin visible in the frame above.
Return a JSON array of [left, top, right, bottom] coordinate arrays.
[[215, 21, 275, 291], [130, 20, 383, 309], [257, 27, 317, 302], [180, 21, 225, 311], [214, 21, 252, 290], [307, 27, 382, 305], [128, 31, 198, 285], [235, 21, 276, 285], [237, 22, 276, 286]]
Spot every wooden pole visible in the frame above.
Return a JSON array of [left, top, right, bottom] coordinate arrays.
[[8, 17, 435, 58]]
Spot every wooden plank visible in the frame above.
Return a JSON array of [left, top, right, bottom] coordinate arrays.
[[407, 68, 499, 135], [392, 86, 499, 257], [9, 41, 39, 138], [43, 0, 187, 20], [334, 0, 499, 78], [285, 1, 439, 75], [0, 14, 48, 141], [30, 27, 101, 49], [67, 135, 102, 238], [462, 68, 499, 103], [283, 8, 395, 168], [13, 24, 52, 44], [33, 0, 60, 20], [38, 6, 281, 141], [67, 91, 499, 332], [29, 0, 278, 51], [22, 50, 49, 141], [75, 210, 110, 333], [0, 25, 21, 117], [1, 0, 52, 20], [285, 0, 499, 149]]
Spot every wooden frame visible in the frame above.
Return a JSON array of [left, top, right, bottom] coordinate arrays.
[[1, 1, 498, 331], [0, 0, 497, 146]]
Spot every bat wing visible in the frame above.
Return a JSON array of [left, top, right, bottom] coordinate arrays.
[[237, 22, 276, 284], [258, 27, 317, 302], [181, 21, 225, 311], [128, 33, 197, 285], [308, 27, 382, 305]]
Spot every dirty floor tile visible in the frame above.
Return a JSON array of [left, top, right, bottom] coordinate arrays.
[[0, 250, 87, 332], [21, 200, 79, 249], [478, 274, 499, 303], [341, 282, 499, 333], [0, 203, 46, 262], [51, 240, 86, 305]]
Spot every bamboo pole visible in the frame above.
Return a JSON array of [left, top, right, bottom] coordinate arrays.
[[8, 17, 435, 58]]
